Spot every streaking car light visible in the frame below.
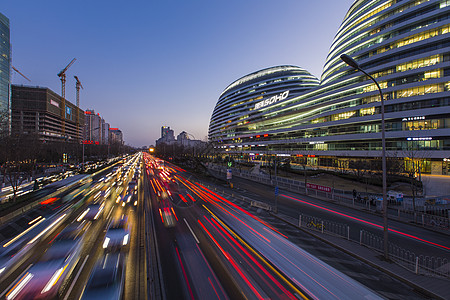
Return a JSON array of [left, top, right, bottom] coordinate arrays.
[[0, 267, 5, 274], [94, 205, 104, 220], [4, 217, 46, 248], [123, 234, 129, 246], [41, 263, 67, 294], [103, 237, 110, 249], [28, 214, 66, 245], [134, 201, 137, 206], [6, 272, 34, 300], [28, 216, 43, 225], [77, 209, 90, 222]]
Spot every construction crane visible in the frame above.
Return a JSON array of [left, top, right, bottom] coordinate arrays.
[[74, 75, 83, 142], [57, 58, 76, 136], [12, 66, 31, 82]]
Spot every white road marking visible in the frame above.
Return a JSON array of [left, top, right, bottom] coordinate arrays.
[[183, 218, 200, 244], [63, 254, 89, 300]]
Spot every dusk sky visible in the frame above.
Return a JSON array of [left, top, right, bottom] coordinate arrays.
[[3, 0, 354, 147]]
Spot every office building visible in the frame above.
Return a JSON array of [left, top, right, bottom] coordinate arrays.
[[156, 125, 175, 145], [102, 121, 110, 145], [209, 0, 450, 175], [11, 85, 84, 142], [0, 13, 10, 136], [109, 127, 123, 145], [84, 109, 102, 144]]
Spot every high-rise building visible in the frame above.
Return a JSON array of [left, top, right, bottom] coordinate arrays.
[[84, 109, 102, 144], [0, 13, 11, 136], [102, 121, 110, 145], [161, 126, 174, 139], [109, 127, 123, 145], [11, 85, 84, 142], [209, 0, 450, 175]]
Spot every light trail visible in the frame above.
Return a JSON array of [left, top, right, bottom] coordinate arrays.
[[281, 194, 450, 251]]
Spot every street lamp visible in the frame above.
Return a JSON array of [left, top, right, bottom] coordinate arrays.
[[340, 54, 389, 260]]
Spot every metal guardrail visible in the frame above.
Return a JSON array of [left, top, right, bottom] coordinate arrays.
[[360, 230, 449, 279], [299, 213, 349, 240]]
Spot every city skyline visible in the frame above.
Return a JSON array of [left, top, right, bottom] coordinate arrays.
[[2, 0, 354, 146]]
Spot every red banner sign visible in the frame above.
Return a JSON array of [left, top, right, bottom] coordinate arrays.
[[306, 183, 331, 193]]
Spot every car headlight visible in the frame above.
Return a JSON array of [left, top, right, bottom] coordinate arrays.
[[123, 234, 129, 245], [103, 237, 110, 249]]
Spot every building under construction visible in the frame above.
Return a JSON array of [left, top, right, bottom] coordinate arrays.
[[10, 85, 84, 143]]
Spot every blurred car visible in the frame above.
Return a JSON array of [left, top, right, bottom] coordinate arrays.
[[80, 252, 125, 300], [5, 224, 84, 299], [0, 239, 34, 283], [159, 198, 176, 228], [103, 218, 130, 251], [77, 203, 104, 222], [127, 181, 138, 195]]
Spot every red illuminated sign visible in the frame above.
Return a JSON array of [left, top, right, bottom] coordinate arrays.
[[306, 183, 331, 193], [109, 128, 119, 131]]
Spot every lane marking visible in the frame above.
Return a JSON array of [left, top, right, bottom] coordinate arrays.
[[183, 218, 200, 244], [63, 255, 89, 300]]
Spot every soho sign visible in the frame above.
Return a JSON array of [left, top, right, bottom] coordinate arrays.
[[254, 90, 289, 110]]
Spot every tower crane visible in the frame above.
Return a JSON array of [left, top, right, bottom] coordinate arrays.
[[12, 66, 31, 82], [57, 58, 76, 136], [74, 75, 83, 142]]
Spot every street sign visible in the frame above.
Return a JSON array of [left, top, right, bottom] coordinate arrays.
[[226, 169, 232, 180], [275, 186, 279, 195]]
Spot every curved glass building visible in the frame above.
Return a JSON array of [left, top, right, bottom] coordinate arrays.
[[0, 13, 10, 135], [209, 66, 319, 142], [209, 0, 450, 175]]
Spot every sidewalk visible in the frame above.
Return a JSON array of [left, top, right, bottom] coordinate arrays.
[[274, 212, 449, 300]]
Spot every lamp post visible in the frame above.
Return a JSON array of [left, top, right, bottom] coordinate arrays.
[[341, 54, 389, 260]]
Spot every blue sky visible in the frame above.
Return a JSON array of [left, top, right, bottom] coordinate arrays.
[[3, 0, 354, 146]]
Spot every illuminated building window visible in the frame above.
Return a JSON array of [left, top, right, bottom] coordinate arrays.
[[360, 107, 375, 116], [396, 82, 446, 99], [371, 24, 450, 57], [331, 110, 356, 121], [396, 54, 440, 73]]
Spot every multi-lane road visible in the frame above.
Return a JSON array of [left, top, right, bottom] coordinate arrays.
[[0, 152, 447, 299]]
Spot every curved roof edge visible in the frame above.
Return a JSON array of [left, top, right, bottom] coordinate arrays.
[[220, 65, 317, 97]]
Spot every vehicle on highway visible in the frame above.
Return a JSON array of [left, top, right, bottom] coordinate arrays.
[[159, 198, 176, 228], [5, 223, 84, 299], [0, 239, 34, 283], [103, 218, 130, 252], [77, 203, 104, 222], [80, 252, 125, 300]]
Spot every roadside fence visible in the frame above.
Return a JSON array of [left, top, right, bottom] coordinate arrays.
[[207, 164, 450, 233], [360, 230, 449, 279]]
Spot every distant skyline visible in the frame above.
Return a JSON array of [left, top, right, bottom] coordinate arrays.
[[3, 0, 354, 147]]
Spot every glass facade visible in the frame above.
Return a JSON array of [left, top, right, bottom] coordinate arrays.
[[209, 0, 450, 174], [0, 13, 10, 135]]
